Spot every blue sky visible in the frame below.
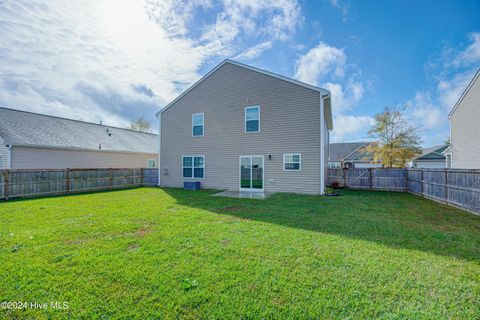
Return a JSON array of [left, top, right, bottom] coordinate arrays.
[[0, 0, 479, 145]]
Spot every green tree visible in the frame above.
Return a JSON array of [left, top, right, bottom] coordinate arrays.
[[128, 117, 152, 133], [366, 106, 421, 168]]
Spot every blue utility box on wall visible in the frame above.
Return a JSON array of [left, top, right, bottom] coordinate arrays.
[[184, 181, 201, 190]]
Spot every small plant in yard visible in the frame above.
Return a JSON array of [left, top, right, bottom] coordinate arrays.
[[331, 180, 340, 189], [181, 278, 199, 291]]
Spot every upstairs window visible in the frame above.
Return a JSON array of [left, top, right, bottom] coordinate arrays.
[[245, 106, 260, 132], [284, 154, 301, 171], [192, 113, 204, 136], [183, 156, 204, 179]]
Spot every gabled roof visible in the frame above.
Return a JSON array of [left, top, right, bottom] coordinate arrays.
[[156, 59, 333, 129], [0, 107, 158, 154], [344, 146, 375, 162], [329, 142, 370, 162], [413, 145, 448, 161], [448, 69, 480, 119]]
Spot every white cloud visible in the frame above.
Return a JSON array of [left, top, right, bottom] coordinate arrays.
[[407, 92, 443, 130], [331, 114, 375, 142], [0, 0, 303, 128], [295, 41, 370, 142], [201, 0, 302, 46], [328, 0, 349, 22], [294, 42, 346, 84], [406, 32, 480, 146], [234, 41, 273, 60], [451, 32, 480, 67]]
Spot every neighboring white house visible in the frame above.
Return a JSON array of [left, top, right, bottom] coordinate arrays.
[[410, 145, 447, 169], [444, 69, 480, 169], [0, 107, 158, 170], [329, 142, 382, 169]]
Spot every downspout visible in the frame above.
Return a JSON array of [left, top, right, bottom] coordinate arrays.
[[320, 95, 326, 195], [157, 113, 161, 186]]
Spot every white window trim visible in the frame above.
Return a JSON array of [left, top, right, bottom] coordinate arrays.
[[182, 155, 205, 179], [192, 113, 204, 137], [245, 106, 260, 133], [283, 153, 302, 171]]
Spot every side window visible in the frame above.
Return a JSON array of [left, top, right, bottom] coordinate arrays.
[[284, 154, 301, 171], [192, 113, 204, 136], [147, 159, 156, 168], [182, 156, 205, 178], [245, 106, 260, 132]]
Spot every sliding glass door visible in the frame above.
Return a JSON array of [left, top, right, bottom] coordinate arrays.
[[239, 156, 264, 192]]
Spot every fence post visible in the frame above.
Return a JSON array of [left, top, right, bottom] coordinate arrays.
[[343, 168, 347, 188], [109, 168, 113, 190], [140, 167, 144, 186], [3, 170, 9, 200], [420, 169, 423, 195], [66, 168, 70, 194], [369, 168, 373, 189], [444, 169, 448, 204]]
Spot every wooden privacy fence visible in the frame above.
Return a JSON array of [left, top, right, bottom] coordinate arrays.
[[328, 168, 480, 214], [0, 168, 158, 200]]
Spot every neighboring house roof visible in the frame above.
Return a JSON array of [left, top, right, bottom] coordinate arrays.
[[329, 142, 370, 162], [448, 69, 480, 118], [413, 145, 448, 161], [344, 146, 375, 162], [156, 59, 334, 129], [0, 107, 158, 154]]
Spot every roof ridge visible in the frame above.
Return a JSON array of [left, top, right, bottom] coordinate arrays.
[[0, 106, 158, 136]]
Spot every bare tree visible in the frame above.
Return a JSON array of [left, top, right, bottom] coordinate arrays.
[[128, 117, 152, 133]]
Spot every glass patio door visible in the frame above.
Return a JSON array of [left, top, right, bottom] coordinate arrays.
[[240, 156, 264, 192]]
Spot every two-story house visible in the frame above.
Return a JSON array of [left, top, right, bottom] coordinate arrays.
[[156, 60, 333, 195], [444, 69, 480, 169]]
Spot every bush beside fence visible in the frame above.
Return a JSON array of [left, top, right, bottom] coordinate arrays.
[[328, 168, 480, 214], [0, 168, 158, 200]]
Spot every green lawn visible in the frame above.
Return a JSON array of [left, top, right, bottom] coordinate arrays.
[[1, 188, 479, 319]]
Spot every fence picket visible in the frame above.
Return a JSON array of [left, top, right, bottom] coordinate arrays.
[[0, 168, 158, 201], [328, 168, 480, 214]]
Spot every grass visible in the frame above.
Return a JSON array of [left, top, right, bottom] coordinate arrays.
[[1, 187, 479, 319]]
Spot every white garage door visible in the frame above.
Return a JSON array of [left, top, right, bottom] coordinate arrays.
[[354, 162, 383, 168], [414, 161, 446, 169]]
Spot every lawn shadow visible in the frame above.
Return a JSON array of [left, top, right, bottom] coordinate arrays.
[[162, 188, 480, 262]]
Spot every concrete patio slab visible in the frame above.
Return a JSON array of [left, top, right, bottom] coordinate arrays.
[[212, 190, 271, 199]]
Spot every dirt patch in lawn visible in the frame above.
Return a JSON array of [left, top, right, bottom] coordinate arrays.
[[135, 227, 152, 237], [219, 206, 244, 213]]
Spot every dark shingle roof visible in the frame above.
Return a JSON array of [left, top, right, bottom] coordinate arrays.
[[0, 107, 158, 154], [329, 142, 369, 161]]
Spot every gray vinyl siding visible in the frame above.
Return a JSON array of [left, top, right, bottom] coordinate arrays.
[[160, 62, 323, 194], [0, 141, 9, 169], [450, 75, 480, 169], [10, 146, 158, 170]]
